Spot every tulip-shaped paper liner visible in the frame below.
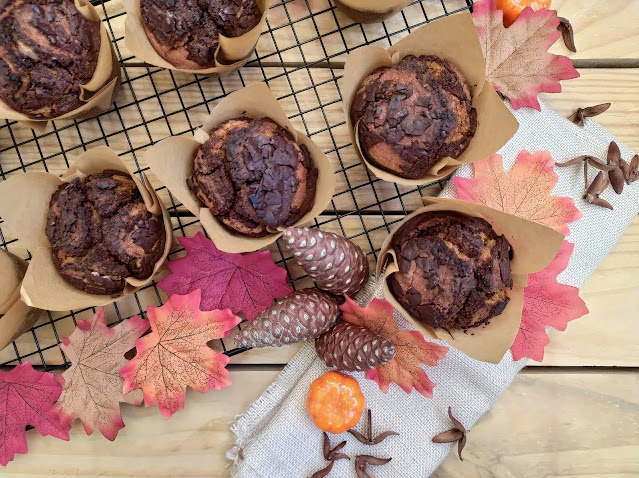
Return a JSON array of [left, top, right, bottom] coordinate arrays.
[[376, 198, 564, 363], [0, 0, 121, 132], [0, 250, 43, 350], [123, 0, 270, 76], [342, 11, 519, 186], [334, 0, 412, 23], [0, 147, 173, 311], [145, 82, 336, 253]]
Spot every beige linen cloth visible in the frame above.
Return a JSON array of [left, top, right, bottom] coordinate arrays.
[[227, 100, 639, 477]]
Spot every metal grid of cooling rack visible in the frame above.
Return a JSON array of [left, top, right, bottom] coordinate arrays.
[[0, 0, 473, 370]]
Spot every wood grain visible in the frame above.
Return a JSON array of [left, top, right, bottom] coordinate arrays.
[[2, 368, 637, 477]]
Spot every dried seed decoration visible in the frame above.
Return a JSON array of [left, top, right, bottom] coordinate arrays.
[[354, 455, 392, 478], [311, 432, 350, 478], [555, 155, 613, 189], [557, 17, 577, 52], [606, 141, 626, 194], [585, 172, 613, 210], [568, 103, 611, 127], [347, 409, 399, 446], [628, 155, 639, 184], [432, 407, 467, 461], [311, 461, 334, 478]]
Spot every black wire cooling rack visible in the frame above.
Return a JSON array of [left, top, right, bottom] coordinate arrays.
[[0, 0, 473, 370]]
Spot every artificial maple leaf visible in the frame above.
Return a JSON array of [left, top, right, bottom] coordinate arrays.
[[54, 309, 148, 441], [453, 150, 582, 234], [340, 296, 448, 397], [511, 241, 589, 361], [0, 363, 70, 466], [120, 290, 241, 418], [158, 232, 291, 321], [473, 0, 580, 110]]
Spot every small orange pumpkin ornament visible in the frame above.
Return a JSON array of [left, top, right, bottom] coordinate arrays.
[[306, 371, 366, 434], [495, 0, 552, 27]]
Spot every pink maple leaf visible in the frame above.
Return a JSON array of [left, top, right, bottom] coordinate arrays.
[[511, 241, 589, 361], [473, 0, 580, 110], [340, 296, 448, 398], [453, 150, 582, 235], [158, 232, 291, 321], [0, 363, 70, 466]]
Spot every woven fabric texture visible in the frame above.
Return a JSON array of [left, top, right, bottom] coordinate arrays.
[[227, 100, 639, 477]]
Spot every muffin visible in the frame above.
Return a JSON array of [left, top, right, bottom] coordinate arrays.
[[350, 55, 477, 180], [45, 170, 166, 296], [187, 117, 318, 238], [388, 212, 512, 330], [140, 0, 262, 69], [0, 0, 102, 119]]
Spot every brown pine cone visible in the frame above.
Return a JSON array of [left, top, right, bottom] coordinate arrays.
[[315, 322, 395, 372], [283, 227, 370, 296], [234, 289, 339, 348]]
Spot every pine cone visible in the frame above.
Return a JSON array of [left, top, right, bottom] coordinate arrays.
[[234, 289, 339, 348], [283, 227, 370, 296], [315, 322, 395, 372]]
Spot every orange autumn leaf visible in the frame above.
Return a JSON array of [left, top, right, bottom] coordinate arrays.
[[453, 150, 581, 234], [120, 290, 241, 418], [340, 296, 448, 398]]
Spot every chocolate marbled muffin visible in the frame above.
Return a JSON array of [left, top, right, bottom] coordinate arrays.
[[350, 55, 477, 180], [388, 212, 512, 330], [188, 117, 318, 238], [0, 0, 101, 119], [46, 170, 165, 296], [140, 0, 261, 69]]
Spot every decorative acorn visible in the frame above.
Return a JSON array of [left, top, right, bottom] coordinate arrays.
[[234, 289, 339, 348], [283, 227, 370, 296], [315, 322, 396, 372]]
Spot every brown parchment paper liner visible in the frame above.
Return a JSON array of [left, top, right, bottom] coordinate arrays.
[[0, 250, 44, 350], [376, 198, 564, 363], [123, 0, 270, 76], [334, 0, 412, 23], [145, 82, 336, 253], [0, 0, 121, 133], [342, 11, 519, 186], [0, 147, 173, 311]]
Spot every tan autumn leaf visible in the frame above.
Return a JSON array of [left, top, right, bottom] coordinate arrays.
[[55, 309, 148, 441]]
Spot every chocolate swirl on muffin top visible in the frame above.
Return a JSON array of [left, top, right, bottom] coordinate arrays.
[[388, 212, 512, 330], [0, 0, 101, 119], [350, 55, 477, 180], [140, 0, 262, 69], [46, 170, 165, 296], [188, 117, 318, 238]]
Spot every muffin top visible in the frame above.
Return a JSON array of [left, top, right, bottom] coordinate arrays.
[[140, 0, 261, 69], [388, 212, 512, 330], [350, 55, 477, 180], [0, 0, 101, 119], [188, 117, 318, 238], [46, 170, 165, 296]]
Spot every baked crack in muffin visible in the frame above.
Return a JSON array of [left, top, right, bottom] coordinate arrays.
[[350, 55, 477, 180], [46, 170, 165, 296], [0, 0, 101, 119], [140, 0, 262, 69], [188, 117, 318, 238], [388, 212, 513, 330]]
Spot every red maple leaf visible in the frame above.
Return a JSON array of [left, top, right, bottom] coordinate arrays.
[[120, 290, 241, 418], [54, 309, 149, 441], [0, 363, 70, 466], [453, 150, 582, 234], [158, 232, 291, 321], [472, 0, 580, 110], [340, 296, 448, 398], [511, 241, 589, 361]]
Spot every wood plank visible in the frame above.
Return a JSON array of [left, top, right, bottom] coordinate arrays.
[[99, 0, 639, 66], [3, 215, 638, 368], [2, 369, 637, 477], [1, 68, 638, 216]]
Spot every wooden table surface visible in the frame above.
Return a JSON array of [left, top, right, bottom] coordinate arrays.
[[2, 0, 638, 476]]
